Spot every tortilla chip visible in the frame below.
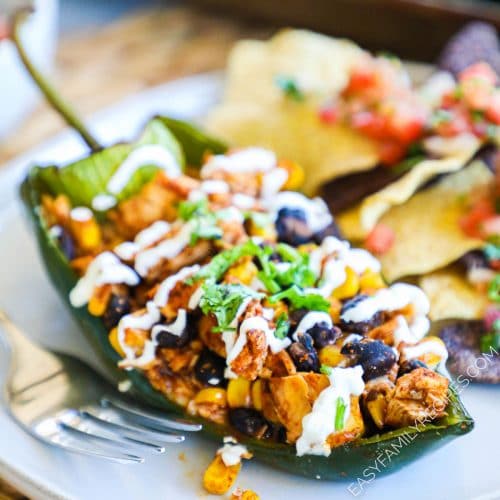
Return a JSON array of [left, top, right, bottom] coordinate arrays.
[[419, 268, 490, 321], [338, 139, 481, 239], [206, 29, 379, 195], [364, 161, 493, 281]]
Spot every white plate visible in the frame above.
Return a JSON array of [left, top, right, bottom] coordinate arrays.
[[0, 73, 499, 500]]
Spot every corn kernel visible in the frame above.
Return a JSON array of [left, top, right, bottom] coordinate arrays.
[[280, 159, 305, 191], [225, 259, 258, 286], [194, 388, 227, 406], [359, 270, 386, 293], [88, 285, 112, 316], [332, 266, 360, 299], [71, 217, 102, 252], [319, 345, 344, 367], [232, 489, 260, 500], [251, 379, 263, 411], [108, 327, 125, 358], [227, 378, 252, 408], [203, 454, 241, 495], [366, 395, 387, 429], [328, 297, 342, 322]]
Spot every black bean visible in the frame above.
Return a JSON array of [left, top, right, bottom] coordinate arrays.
[[288, 333, 320, 372], [398, 359, 427, 377], [102, 294, 131, 330], [194, 349, 227, 387], [263, 421, 288, 443], [57, 228, 75, 260], [229, 408, 269, 438], [307, 322, 341, 349], [458, 250, 489, 273], [314, 220, 342, 244], [156, 313, 197, 349], [275, 207, 314, 246], [340, 295, 384, 334], [341, 339, 396, 381]]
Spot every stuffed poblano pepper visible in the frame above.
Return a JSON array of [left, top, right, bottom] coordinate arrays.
[[21, 117, 473, 482]]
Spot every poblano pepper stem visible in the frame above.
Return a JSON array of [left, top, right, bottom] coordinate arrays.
[[11, 8, 102, 152]]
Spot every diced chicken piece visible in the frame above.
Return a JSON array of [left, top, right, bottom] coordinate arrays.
[[361, 376, 395, 429], [230, 329, 268, 381], [268, 373, 329, 442], [367, 317, 399, 345], [385, 367, 449, 428], [199, 314, 227, 358], [262, 350, 297, 377]]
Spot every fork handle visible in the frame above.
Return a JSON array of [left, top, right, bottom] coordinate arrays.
[[0, 310, 61, 394]]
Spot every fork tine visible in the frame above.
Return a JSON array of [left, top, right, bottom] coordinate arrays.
[[81, 408, 184, 445], [58, 420, 148, 461], [101, 396, 202, 432]]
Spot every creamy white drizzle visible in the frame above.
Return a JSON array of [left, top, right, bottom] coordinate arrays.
[[403, 338, 449, 363], [117, 301, 161, 368], [423, 132, 479, 158], [107, 144, 181, 195], [91, 194, 117, 211], [151, 309, 187, 338], [70, 206, 93, 222], [265, 191, 333, 233], [153, 264, 200, 308], [134, 221, 195, 277], [296, 366, 365, 457], [48, 225, 62, 238], [201, 147, 277, 177], [69, 252, 139, 307], [232, 193, 257, 210], [188, 286, 204, 310], [217, 437, 250, 466], [342, 333, 363, 346], [393, 315, 417, 345], [293, 311, 332, 341], [114, 220, 171, 261], [261, 167, 288, 199], [341, 283, 430, 339]]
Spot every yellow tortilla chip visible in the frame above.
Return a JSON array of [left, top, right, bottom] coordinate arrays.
[[206, 29, 379, 195], [419, 268, 489, 321], [338, 139, 481, 238], [374, 161, 493, 281]]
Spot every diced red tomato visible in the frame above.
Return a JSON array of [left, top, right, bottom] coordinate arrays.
[[484, 305, 500, 330], [318, 105, 339, 124], [386, 108, 425, 144], [486, 91, 500, 125], [459, 199, 495, 238], [0, 16, 9, 41], [461, 78, 494, 111], [344, 66, 377, 95], [459, 62, 498, 86], [377, 140, 406, 165], [435, 110, 470, 137], [365, 224, 395, 255], [441, 91, 459, 109], [351, 111, 388, 140]]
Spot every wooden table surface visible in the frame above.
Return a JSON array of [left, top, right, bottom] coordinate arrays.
[[0, 6, 267, 497]]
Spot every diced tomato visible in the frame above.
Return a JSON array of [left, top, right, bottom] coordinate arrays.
[[386, 108, 425, 144], [459, 62, 498, 86], [318, 105, 338, 124], [441, 91, 459, 109], [435, 110, 470, 137], [486, 91, 500, 125], [484, 305, 500, 330], [345, 66, 377, 95], [365, 224, 395, 255], [0, 16, 9, 41], [461, 77, 494, 111], [351, 111, 388, 140], [377, 140, 407, 165], [459, 199, 495, 238]]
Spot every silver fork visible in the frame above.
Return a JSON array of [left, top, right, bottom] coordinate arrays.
[[0, 310, 202, 463]]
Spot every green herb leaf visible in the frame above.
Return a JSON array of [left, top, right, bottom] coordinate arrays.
[[178, 198, 209, 221], [391, 154, 426, 175], [269, 285, 330, 311], [189, 217, 223, 246], [199, 282, 261, 332], [334, 397, 347, 431], [488, 274, 500, 303], [480, 331, 500, 353], [275, 75, 304, 102], [320, 364, 333, 376], [274, 313, 290, 340]]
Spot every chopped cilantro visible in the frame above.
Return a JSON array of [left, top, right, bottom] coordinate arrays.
[[268, 285, 330, 311], [320, 364, 332, 376], [480, 331, 500, 353], [488, 274, 500, 303], [274, 313, 290, 340], [189, 216, 223, 246], [392, 154, 426, 175], [257, 271, 281, 294], [275, 75, 304, 102], [430, 109, 453, 127], [334, 397, 347, 431], [199, 282, 261, 332], [178, 198, 209, 221]]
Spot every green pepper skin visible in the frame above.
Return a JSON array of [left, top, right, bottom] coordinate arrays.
[[20, 117, 473, 480]]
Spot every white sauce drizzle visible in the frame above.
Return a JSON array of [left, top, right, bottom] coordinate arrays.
[[107, 144, 181, 195], [91, 194, 117, 211], [201, 147, 277, 177], [393, 315, 417, 345], [403, 339, 449, 363], [153, 264, 200, 308], [69, 252, 139, 307], [232, 193, 257, 210], [261, 167, 288, 199], [296, 366, 365, 457], [151, 309, 187, 338], [342, 334, 363, 346], [48, 225, 62, 238], [217, 438, 250, 467], [341, 283, 430, 340], [265, 191, 333, 233], [188, 286, 204, 310], [293, 311, 332, 341], [114, 220, 171, 261], [70, 206, 93, 222]]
